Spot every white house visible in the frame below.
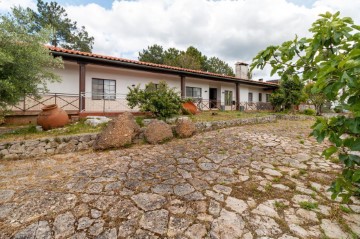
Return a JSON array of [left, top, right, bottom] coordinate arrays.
[[8, 46, 278, 123]]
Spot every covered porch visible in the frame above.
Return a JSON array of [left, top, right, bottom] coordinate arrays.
[[7, 91, 273, 118]]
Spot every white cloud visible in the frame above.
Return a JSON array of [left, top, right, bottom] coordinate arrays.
[[2, 0, 360, 79], [0, 0, 36, 12]]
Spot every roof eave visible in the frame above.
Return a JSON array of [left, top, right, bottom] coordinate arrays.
[[51, 51, 278, 89]]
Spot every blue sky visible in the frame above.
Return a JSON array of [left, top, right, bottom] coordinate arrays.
[[50, 0, 114, 9]]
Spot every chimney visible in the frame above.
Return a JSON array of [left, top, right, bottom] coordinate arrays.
[[235, 62, 249, 80]]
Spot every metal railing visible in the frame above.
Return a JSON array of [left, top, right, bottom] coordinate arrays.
[[9, 92, 273, 113], [239, 102, 273, 111], [80, 92, 138, 112], [10, 93, 79, 112], [192, 98, 273, 111]]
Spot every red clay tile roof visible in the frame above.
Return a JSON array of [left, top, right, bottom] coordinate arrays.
[[47, 46, 278, 87]]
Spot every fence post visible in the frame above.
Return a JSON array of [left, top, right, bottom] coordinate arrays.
[[103, 98, 105, 113], [23, 96, 26, 111], [79, 92, 83, 112]]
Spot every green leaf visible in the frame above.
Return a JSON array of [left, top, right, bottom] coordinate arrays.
[[343, 137, 360, 151], [322, 146, 338, 159], [352, 171, 360, 182], [348, 49, 360, 58], [329, 132, 342, 146], [346, 118, 360, 134], [349, 154, 360, 165]]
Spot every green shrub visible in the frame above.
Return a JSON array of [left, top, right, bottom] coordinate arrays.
[[126, 81, 182, 119], [303, 108, 316, 115]]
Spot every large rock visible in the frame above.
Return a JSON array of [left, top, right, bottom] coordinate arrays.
[[93, 112, 139, 150], [175, 118, 196, 138], [144, 120, 173, 144]]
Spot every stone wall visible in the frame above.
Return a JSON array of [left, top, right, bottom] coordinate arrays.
[[0, 114, 314, 159], [0, 133, 97, 160], [275, 114, 315, 121], [195, 115, 277, 132]]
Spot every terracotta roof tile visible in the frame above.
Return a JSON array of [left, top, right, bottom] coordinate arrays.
[[47, 46, 278, 86]]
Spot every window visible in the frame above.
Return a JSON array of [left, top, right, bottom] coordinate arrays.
[[248, 92, 253, 102], [259, 93, 262, 102], [225, 90, 233, 106], [266, 94, 271, 102], [186, 87, 202, 98], [92, 79, 116, 100]]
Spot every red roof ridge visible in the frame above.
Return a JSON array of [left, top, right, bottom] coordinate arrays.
[[47, 46, 278, 86]]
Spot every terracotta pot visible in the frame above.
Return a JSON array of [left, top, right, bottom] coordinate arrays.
[[37, 104, 69, 130], [182, 101, 197, 115]]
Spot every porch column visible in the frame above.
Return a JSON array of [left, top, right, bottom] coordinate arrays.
[[181, 76, 186, 98], [235, 82, 240, 110], [78, 62, 87, 111]]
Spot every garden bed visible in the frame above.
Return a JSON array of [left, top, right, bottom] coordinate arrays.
[[0, 120, 106, 143]]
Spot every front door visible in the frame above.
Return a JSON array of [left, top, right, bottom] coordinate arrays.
[[209, 88, 217, 108]]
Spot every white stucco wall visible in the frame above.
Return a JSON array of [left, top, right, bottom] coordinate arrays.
[[47, 61, 79, 94], [43, 60, 274, 112], [83, 64, 182, 112], [85, 64, 181, 96], [239, 85, 271, 103], [185, 77, 210, 100]]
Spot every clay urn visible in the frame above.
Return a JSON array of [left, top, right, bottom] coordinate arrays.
[[37, 104, 69, 130], [182, 101, 197, 115]]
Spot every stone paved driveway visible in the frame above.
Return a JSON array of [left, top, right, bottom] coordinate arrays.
[[0, 120, 359, 239]]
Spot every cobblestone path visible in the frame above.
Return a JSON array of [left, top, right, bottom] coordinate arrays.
[[0, 120, 359, 238]]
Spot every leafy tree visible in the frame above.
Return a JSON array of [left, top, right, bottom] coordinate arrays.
[[126, 81, 182, 119], [269, 90, 285, 112], [205, 56, 235, 76], [267, 77, 304, 112], [138, 45, 234, 75], [29, 0, 94, 52], [303, 82, 327, 116], [177, 52, 202, 70], [164, 47, 181, 66], [184, 46, 207, 70], [281, 77, 304, 111], [138, 44, 165, 64], [251, 12, 360, 201], [0, 7, 63, 110]]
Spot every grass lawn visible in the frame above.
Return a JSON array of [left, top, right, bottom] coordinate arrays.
[[0, 120, 106, 143], [189, 110, 272, 122]]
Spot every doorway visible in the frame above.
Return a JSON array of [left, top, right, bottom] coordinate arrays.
[[209, 88, 217, 109]]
